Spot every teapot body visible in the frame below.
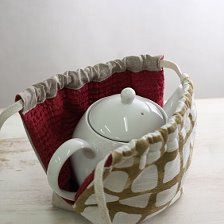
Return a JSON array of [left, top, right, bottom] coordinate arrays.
[[71, 103, 126, 185], [47, 87, 172, 199]]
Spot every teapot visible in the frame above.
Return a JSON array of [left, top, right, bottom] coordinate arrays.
[[47, 87, 182, 200]]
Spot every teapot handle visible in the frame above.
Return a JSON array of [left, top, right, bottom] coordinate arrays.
[[47, 138, 95, 201]]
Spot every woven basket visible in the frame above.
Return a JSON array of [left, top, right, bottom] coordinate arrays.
[[0, 54, 196, 224]]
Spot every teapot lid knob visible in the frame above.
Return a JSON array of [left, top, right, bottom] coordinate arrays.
[[121, 87, 136, 104]]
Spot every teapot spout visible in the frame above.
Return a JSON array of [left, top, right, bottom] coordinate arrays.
[[163, 85, 183, 118]]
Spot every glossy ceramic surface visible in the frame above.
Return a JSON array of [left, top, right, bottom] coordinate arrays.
[[88, 88, 167, 142], [47, 86, 181, 200]]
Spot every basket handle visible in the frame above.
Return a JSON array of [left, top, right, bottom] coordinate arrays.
[[160, 59, 188, 81], [94, 153, 113, 224], [0, 99, 23, 132]]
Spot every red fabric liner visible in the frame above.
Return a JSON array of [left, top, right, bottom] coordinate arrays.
[[16, 70, 164, 202]]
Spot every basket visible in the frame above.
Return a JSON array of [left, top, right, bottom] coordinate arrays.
[[0, 54, 197, 224]]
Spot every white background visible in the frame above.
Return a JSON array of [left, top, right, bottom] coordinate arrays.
[[0, 0, 224, 107]]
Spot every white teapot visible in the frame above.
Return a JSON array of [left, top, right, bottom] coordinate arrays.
[[47, 87, 181, 200]]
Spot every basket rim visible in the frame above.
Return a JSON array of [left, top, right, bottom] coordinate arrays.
[[17, 54, 163, 114]]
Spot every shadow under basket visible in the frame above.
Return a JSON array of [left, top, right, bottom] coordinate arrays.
[[14, 55, 196, 224]]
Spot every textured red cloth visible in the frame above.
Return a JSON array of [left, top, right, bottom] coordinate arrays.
[[17, 70, 164, 200]]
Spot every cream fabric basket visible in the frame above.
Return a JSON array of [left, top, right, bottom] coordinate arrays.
[[0, 55, 196, 224]]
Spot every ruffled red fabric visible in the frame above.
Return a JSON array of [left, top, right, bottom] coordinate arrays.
[[16, 70, 164, 202]]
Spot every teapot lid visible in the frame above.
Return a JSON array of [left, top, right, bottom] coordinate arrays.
[[88, 87, 167, 142]]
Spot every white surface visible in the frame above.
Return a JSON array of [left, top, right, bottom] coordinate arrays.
[[0, 98, 224, 224], [1, 0, 224, 107]]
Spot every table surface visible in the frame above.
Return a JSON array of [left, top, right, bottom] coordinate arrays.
[[0, 98, 224, 224]]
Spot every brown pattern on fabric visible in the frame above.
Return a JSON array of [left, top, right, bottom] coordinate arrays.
[[73, 78, 197, 223]]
